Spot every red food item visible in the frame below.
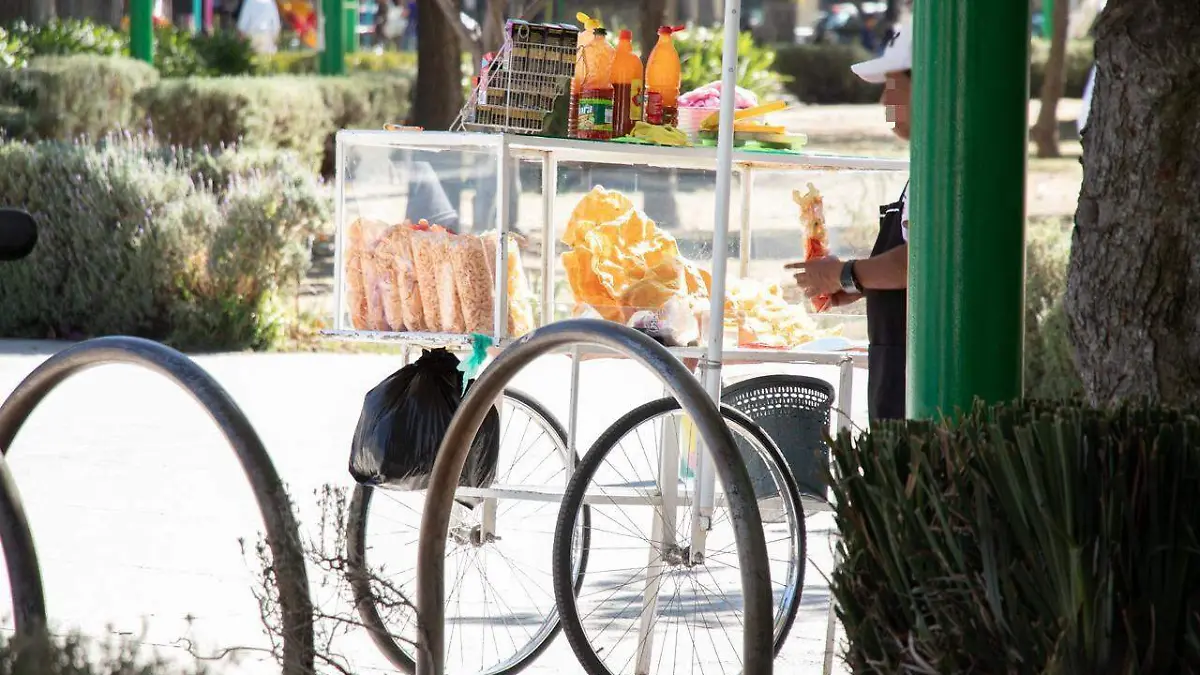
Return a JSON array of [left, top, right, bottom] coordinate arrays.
[[794, 183, 832, 313]]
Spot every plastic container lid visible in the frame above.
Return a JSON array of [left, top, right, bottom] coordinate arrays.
[[658, 25, 684, 35], [619, 29, 632, 40]]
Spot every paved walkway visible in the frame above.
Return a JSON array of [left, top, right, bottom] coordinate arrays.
[[0, 340, 865, 674]]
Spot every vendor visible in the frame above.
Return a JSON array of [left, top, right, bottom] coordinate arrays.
[[788, 19, 913, 421]]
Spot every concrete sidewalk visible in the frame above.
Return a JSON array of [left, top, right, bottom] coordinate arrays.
[[0, 340, 860, 674]]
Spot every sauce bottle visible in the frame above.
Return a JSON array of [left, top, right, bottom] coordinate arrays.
[[611, 29, 644, 137], [645, 25, 683, 126], [574, 27, 615, 140], [568, 13, 598, 138]]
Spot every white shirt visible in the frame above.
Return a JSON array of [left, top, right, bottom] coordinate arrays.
[[901, 192, 909, 242]]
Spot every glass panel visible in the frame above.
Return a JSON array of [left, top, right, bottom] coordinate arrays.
[[336, 132, 539, 340]]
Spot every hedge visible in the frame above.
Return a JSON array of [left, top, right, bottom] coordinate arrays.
[[831, 399, 1200, 672], [773, 38, 1095, 105], [0, 138, 326, 350], [0, 55, 160, 141], [1, 55, 411, 172], [137, 74, 411, 171]]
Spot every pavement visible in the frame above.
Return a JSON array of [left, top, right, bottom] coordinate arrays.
[[0, 339, 867, 674]]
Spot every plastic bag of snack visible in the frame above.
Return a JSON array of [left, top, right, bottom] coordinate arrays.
[[349, 348, 499, 490], [409, 226, 445, 332], [793, 183, 832, 313], [448, 235, 495, 334], [362, 246, 392, 331], [377, 225, 425, 332], [346, 218, 390, 330], [432, 230, 467, 334], [481, 232, 535, 337]]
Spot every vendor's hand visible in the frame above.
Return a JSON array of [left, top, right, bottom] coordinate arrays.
[[786, 256, 843, 297], [829, 291, 863, 308]]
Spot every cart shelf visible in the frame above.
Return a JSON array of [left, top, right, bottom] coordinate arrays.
[[327, 129, 908, 352]]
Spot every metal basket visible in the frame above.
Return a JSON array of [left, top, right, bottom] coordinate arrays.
[[453, 20, 579, 135]]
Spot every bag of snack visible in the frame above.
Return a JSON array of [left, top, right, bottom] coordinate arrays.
[[448, 235, 495, 334], [794, 183, 832, 313], [378, 224, 427, 332], [346, 218, 390, 330], [481, 232, 536, 337], [432, 229, 466, 334], [409, 226, 445, 332]]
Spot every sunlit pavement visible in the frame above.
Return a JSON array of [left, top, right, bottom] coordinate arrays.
[[0, 341, 862, 674]]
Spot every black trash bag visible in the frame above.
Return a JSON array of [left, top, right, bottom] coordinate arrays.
[[349, 348, 500, 492]]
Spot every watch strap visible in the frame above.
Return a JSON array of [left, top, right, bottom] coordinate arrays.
[[840, 260, 861, 294]]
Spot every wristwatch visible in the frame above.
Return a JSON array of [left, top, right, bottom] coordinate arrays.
[[840, 260, 862, 294]]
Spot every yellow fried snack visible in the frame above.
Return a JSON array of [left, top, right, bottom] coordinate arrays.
[[561, 187, 703, 320], [562, 187, 637, 248]]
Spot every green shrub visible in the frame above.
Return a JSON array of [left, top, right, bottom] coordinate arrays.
[[773, 43, 882, 104], [1024, 216, 1082, 400], [137, 76, 332, 167], [152, 24, 207, 77], [192, 29, 258, 76], [0, 629, 207, 674], [0, 55, 159, 141], [258, 49, 417, 75], [137, 74, 410, 172], [4, 18, 124, 59], [0, 26, 26, 69], [830, 400, 1200, 673], [0, 138, 325, 350], [674, 25, 786, 101]]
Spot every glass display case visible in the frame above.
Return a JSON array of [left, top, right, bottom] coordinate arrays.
[[330, 130, 908, 352]]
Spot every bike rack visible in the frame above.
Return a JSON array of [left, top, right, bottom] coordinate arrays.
[[0, 451, 45, 637], [0, 336, 315, 675], [413, 319, 775, 675]]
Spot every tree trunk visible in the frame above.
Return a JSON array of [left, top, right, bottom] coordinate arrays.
[[1031, 0, 1070, 158], [1066, 0, 1200, 407], [640, 0, 666, 66], [413, 0, 464, 130], [0, 0, 56, 23]]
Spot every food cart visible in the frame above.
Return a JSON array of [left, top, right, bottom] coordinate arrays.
[[328, 126, 906, 675]]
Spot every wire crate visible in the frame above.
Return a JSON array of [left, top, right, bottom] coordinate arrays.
[[453, 20, 579, 135]]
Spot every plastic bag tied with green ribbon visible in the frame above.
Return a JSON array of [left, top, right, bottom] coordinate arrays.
[[457, 333, 494, 394]]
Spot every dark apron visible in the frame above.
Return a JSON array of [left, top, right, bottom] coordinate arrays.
[[865, 182, 909, 421]]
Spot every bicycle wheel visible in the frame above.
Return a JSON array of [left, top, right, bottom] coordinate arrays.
[[348, 388, 591, 675], [552, 399, 805, 675]]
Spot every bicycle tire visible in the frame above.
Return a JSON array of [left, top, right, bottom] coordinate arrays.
[[348, 388, 590, 675], [551, 398, 806, 675]]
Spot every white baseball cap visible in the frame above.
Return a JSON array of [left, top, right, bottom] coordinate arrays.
[[851, 19, 913, 83]]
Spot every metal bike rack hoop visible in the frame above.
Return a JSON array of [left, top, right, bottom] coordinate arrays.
[[414, 319, 774, 675], [0, 336, 314, 675]]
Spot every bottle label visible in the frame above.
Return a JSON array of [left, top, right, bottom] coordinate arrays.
[[645, 91, 664, 125], [578, 97, 613, 132], [630, 78, 643, 121]]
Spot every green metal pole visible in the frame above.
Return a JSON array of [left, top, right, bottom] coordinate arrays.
[[321, 0, 346, 74], [344, 0, 359, 54], [908, 0, 1030, 418], [1042, 0, 1054, 38], [129, 0, 154, 63]]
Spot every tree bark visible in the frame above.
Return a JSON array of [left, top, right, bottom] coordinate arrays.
[[413, 0, 464, 130], [1031, 0, 1070, 158], [640, 0, 666, 66], [1066, 0, 1200, 407], [0, 0, 56, 23]]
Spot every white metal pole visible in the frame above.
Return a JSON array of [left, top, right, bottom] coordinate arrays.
[[702, 0, 742, 400], [691, 0, 743, 564]]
